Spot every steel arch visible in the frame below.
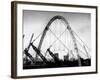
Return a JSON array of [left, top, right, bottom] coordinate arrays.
[[38, 15, 81, 66]]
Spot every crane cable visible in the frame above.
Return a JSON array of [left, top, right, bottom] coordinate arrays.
[[31, 32, 43, 43]]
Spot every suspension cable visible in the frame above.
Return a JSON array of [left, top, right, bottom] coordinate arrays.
[[49, 28, 67, 48], [49, 29, 69, 51], [75, 38, 90, 57], [61, 19, 90, 58], [78, 49, 89, 58], [73, 31, 90, 51], [32, 31, 43, 43]]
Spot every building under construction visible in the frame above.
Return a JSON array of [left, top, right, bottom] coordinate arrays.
[[23, 15, 91, 69]]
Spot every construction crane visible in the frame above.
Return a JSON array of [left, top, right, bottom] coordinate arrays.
[[24, 33, 48, 64], [30, 42, 48, 64], [47, 48, 59, 62], [23, 34, 35, 63], [24, 48, 35, 63]]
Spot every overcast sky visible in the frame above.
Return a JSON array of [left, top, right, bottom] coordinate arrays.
[[23, 10, 91, 59]]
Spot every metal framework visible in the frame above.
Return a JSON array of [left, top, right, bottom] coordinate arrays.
[[38, 15, 81, 66]]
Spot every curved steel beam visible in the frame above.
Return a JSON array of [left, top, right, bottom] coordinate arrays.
[[38, 15, 69, 50]]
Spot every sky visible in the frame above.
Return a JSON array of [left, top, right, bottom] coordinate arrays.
[[23, 10, 91, 59]]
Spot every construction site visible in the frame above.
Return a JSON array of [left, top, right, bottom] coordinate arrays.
[[23, 15, 91, 69]]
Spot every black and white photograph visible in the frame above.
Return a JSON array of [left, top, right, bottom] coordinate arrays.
[[11, 1, 97, 78], [23, 10, 91, 69]]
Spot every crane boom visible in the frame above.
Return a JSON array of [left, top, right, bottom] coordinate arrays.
[[47, 48, 59, 62], [30, 43, 48, 64], [24, 49, 35, 63]]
